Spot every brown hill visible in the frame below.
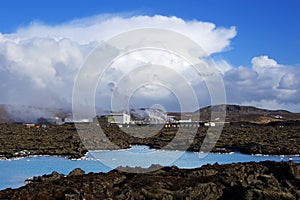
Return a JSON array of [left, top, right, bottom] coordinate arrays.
[[169, 104, 300, 124]]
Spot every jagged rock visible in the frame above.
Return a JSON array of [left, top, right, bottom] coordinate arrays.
[[68, 168, 85, 176], [245, 189, 295, 200], [1, 161, 299, 199]]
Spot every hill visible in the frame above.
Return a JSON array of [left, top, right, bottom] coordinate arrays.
[[169, 104, 300, 124]]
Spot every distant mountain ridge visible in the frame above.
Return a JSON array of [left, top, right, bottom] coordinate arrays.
[[169, 104, 300, 124], [199, 104, 291, 114]]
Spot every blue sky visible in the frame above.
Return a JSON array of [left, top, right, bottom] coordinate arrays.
[[1, 0, 299, 67], [1, 0, 300, 112]]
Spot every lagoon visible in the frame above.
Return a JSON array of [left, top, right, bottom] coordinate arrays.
[[0, 146, 299, 190]]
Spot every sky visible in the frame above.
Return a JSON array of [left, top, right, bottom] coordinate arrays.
[[0, 0, 300, 112]]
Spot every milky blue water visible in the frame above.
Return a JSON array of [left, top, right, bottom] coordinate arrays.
[[0, 146, 299, 190]]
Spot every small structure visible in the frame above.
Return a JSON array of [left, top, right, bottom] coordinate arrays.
[[41, 124, 47, 128], [165, 122, 203, 128], [167, 116, 176, 123], [204, 122, 210, 126], [204, 122, 228, 127], [95, 116, 114, 124], [64, 117, 91, 124], [25, 123, 35, 128], [111, 113, 131, 124], [178, 119, 192, 123], [96, 113, 131, 125]]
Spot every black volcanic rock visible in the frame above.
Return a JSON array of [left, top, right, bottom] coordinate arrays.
[[1, 120, 300, 159], [69, 168, 85, 176], [0, 161, 299, 199]]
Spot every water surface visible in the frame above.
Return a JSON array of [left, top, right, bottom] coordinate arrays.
[[0, 146, 299, 190]]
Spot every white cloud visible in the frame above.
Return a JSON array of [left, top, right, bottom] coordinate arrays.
[[213, 59, 233, 74], [1, 14, 300, 112], [225, 56, 300, 112], [11, 15, 236, 55], [241, 99, 300, 113], [252, 55, 278, 68], [251, 55, 281, 75], [278, 73, 299, 90], [0, 15, 235, 110]]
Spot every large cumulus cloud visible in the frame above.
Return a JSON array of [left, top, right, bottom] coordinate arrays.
[[0, 15, 236, 110], [1, 14, 300, 112]]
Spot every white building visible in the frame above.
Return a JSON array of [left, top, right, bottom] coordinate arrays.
[[111, 113, 131, 124], [204, 122, 227, 127], [178, 119, 192, 123], [64, 117, 92, 123]]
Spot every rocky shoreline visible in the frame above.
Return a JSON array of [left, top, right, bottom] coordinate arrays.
[[0, 122, 300, 199], [0, 123, 87, 159], [1, 121, 299, 159], [0, 161, 299, 199]]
